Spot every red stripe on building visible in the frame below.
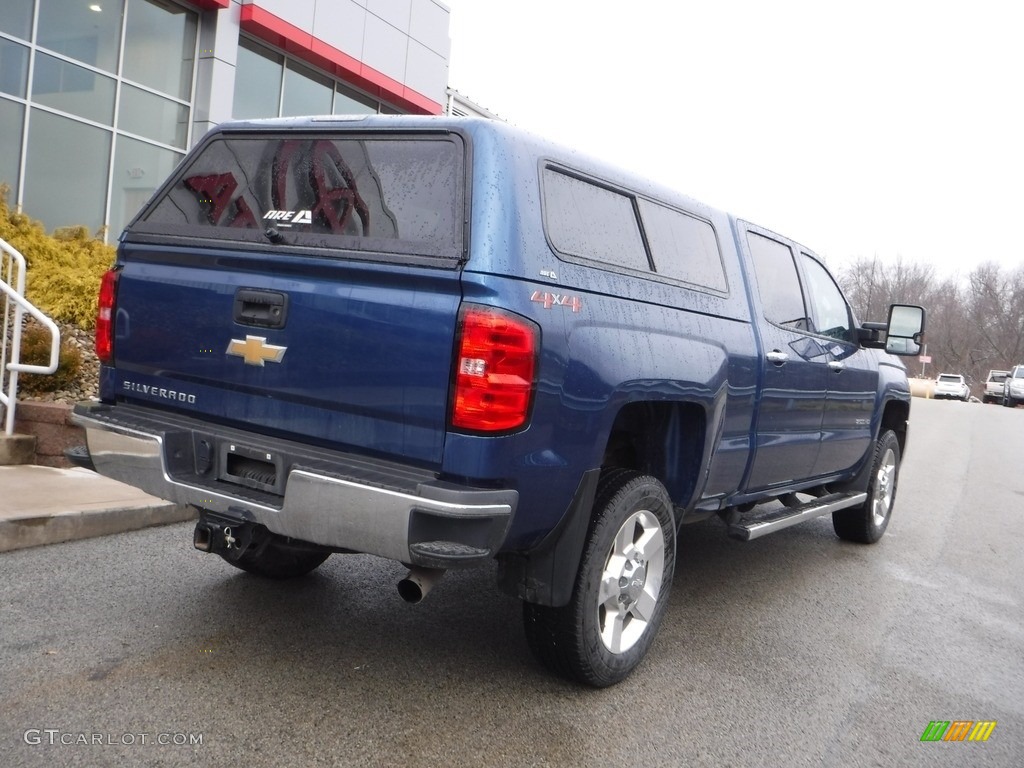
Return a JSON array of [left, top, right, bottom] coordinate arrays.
[[239, 4, 443, 115], [189, 0, 230, 9]]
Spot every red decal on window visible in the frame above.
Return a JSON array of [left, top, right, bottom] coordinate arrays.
[[270, 140, 371, 235], [184, 173, 239, 225], [228, 197, 258, 228]]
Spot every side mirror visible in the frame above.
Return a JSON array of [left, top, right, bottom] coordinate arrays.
[[884, 304, 926, 356]]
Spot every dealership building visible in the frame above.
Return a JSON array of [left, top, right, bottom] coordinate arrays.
[[0, 0, 457, 239]]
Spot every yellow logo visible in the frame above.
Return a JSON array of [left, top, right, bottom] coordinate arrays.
[[225, 336, 287, 367], [921, 720, 997, 742]]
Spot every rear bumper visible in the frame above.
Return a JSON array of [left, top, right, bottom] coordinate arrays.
[[71, 402, 516, 567]]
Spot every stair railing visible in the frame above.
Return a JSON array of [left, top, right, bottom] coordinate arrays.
[[1, 237, 61, 436]]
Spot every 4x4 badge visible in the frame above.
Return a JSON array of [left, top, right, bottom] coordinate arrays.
[[226, 336, 287, 366]]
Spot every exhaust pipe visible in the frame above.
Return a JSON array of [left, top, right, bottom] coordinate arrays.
[[397, 567, 446, 604]]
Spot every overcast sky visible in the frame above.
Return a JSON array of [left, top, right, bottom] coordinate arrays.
[[442, 0, 1023, 280]]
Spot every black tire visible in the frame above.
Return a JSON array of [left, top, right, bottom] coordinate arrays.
[[221, 532, 330, 579], [832, 430, 901, 544], [522, 470, 676, 687]]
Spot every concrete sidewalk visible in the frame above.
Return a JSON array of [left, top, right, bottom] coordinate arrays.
[[0, 465, 194, 553]]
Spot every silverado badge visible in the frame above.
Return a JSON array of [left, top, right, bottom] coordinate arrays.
[[226, 336, 287, 366]]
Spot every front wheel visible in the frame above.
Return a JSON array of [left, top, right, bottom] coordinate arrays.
[[523, 470, 676, 687], [833, 430, 901, 543]]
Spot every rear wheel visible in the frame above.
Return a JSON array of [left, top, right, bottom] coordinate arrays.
[[222, 531, 330, 579], [833, 430, 900, 543], [523, 470, 676, 687]]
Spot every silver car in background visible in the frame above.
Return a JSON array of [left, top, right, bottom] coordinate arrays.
[[1002, 365, 1024, 408]]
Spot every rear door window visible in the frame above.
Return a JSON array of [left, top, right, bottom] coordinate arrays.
[[133, 133, 465, 260], [747, 232, 809, 331]]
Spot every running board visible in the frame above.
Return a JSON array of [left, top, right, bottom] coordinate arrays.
[[728, 491, 868, 541]]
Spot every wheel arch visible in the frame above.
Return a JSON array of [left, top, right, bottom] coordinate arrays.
[[601, 399, 707, 510], [880, 396, 910, 457], [497, 398, 705, 608]]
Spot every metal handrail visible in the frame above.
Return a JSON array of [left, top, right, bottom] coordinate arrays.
[[1, 237, 61, 436]]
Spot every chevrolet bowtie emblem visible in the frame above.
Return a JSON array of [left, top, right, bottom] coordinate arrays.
[[226, 336, 287, 366]]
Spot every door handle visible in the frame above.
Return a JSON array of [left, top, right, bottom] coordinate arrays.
[[828, 361, 846, 372], [766, 350, 789, 365]]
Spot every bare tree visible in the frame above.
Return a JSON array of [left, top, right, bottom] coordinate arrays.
[[838, 257, 1024, 395]]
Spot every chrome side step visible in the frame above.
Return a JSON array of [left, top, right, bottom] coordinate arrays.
[[728, 492, 868, 541]]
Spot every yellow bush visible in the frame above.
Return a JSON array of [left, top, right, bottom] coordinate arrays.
[[1, 184, 114, 329], [15, 324, 82, 395]]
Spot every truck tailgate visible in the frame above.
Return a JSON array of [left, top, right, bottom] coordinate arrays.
[[111, 243, 461, 467]]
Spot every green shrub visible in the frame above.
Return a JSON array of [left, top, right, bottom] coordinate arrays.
[[1, 184, 115, 329], [14, 324, 82, 395]]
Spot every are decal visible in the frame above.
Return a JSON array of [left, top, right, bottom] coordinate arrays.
[[263, 209, 313, 226]]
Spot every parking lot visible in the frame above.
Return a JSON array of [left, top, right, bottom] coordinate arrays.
[[1, 397, 1021, 767]]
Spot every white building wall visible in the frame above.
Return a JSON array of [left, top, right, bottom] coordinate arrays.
[[193, 2, 244, 139], [232, 0, 450, 108]]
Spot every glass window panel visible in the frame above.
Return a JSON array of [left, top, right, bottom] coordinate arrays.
[[282, 62, 332, 117], [118, 84, 188, 148], [32, 52, 116, 124], [0, 39, 30, 98], [110, 135, 182, 237], [24, 109, 111, 232], [800, 253, 853, 341], [139, 135, 464, 260], [543, 169, 648, 271], [37, 0, 125, 74], [639, 200, 728, 292], [0, 0, 34, 40], [122, 0, 197, 100], [747, 232, 808, 330], [0, 99, 25, 190], [232, 38, 282, 119], [333, 85, 377, 115]]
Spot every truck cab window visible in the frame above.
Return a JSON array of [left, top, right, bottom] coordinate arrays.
[[800, 253, 854, 342], [747, 232, 809, 331]]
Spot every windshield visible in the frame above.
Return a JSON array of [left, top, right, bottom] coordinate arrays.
[[938, 375, 962, 383]]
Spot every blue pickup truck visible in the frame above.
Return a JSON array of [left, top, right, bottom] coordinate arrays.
[[71, 115, 925, 686]]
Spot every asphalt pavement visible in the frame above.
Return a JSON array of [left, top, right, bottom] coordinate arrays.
[[0, 464, 194, 553], [1, 397, 1020, 768]]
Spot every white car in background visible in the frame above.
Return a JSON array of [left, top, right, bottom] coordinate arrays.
[[934, 373, 970, 401], [983, 369, 1009, 403]]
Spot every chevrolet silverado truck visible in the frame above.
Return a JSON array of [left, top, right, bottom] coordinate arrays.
[[70, 115, 925, 687]]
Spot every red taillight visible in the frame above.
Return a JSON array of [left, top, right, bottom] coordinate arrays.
[[95, 269, 119, 364], [451, 306, 539, 432]]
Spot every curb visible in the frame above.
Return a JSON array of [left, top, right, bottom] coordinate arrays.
[[0, 502, 196, 553], [0, 465, 197, 553]]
